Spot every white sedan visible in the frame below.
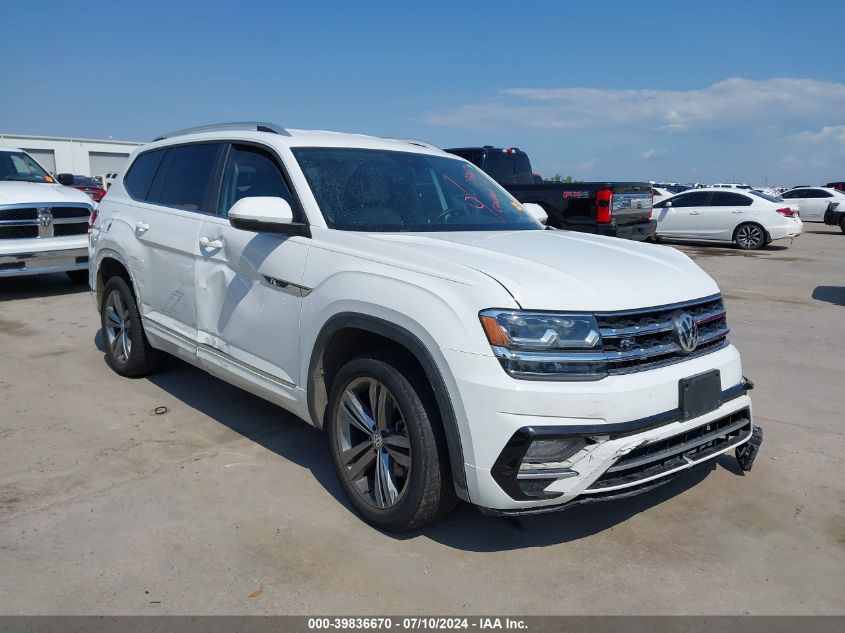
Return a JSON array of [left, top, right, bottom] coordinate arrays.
[[652, 188, 802, 250], [780, 186, 845, 222]]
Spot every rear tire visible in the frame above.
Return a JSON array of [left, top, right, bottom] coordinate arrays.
[[66, 269, 89, 285], [839, 217, 845, 234], [326, 352, 456, 531], [734, 223, 766, 250], [100, 276, 161, 377]]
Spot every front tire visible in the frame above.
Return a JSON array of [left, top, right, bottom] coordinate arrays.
[[99, 276, 161, 377], [326, 353, 455, 531], [734, 223, 766, 250]]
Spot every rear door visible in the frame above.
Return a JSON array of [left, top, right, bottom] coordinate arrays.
[[700, 191, 753, 240], [126, 143, 224, 348], [653, 190, 711, 237], [195, 143, 310, 388]]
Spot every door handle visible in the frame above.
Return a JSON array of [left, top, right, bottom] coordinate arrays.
[[135, 221, 150, 232], [199, 236, 224, 250], [689, 211, 701, 215], [732, 210, 743, 214]]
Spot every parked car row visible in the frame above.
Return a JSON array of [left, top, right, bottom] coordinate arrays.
[[76, 122, 762, 531]]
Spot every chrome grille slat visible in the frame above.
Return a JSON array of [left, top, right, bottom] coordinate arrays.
[[596, 295, 729, 375]]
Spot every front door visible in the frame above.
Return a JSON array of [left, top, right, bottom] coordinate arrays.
[[195, 144, 309, 387], [654, 190, 711, 237]]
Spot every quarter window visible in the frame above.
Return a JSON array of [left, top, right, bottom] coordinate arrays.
[[149, 144, 222, 212], [124, 149, 165, 200], [219, 146, 293, 216]]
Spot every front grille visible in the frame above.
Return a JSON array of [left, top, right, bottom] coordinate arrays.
[[596, 295, 729, 375], [50, 207, 91, 220], [0, 225, 38, 239], [587, 408, 751, 491], [0, 205, 90, 239], [0, 208, 37, 221]]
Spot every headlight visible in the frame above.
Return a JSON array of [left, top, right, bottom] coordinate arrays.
[[479, 309, 606, 380]]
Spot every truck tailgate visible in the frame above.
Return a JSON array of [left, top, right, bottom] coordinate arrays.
[[612, 189, 653, 226]]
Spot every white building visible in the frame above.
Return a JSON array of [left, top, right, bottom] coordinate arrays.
[[0, 133, 142, 178]]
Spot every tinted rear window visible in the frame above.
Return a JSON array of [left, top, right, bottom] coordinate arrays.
[[150, 144, 222, 212], [124, 150, 165, 200], [485, 153, 517, 183]]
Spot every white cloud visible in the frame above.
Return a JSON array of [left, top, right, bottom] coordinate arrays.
[[791, 125, 845, 143], [642, 148, 669, 159], [423, 78, 845, 133]]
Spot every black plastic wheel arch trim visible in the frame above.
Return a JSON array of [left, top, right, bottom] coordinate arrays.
[[307, 312, 469, 501], [491, 378, 752, 501]]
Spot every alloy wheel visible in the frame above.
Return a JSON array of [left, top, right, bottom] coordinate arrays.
[[335, 377, 411, 510], [737, 224, 764, 249], [104, 289, 132, 363]]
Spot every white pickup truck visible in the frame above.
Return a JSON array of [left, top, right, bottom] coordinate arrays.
[[0, 147, 94, 283]]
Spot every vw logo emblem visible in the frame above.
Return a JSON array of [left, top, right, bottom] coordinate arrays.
[[672, 311, 699, 354], [36, 208, 53, 227]]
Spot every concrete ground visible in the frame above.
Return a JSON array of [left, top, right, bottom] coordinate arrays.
[[0, 226, 843, 615]]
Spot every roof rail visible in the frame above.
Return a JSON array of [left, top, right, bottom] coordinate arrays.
[[153, 122, 291, 141], [391, 138, 440, 150]]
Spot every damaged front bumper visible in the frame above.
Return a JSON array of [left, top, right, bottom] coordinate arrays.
[[482, 379, 759, 516]]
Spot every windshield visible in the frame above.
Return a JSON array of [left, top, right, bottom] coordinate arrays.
[[0, 151, 53, 183], [292, 148, 541, 232], [749, 190, 783, 203]]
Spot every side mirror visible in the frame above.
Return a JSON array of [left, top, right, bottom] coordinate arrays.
[[523, 202, 548, 225], [228, 197, 306, 235], [57, 173, 74, 186], [665, 200, 673, 208]]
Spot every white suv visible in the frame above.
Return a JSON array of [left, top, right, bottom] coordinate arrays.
[[90, 123, 760, 530]]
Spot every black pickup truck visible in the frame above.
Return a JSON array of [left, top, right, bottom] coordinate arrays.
[[445, 145, 656, 241]]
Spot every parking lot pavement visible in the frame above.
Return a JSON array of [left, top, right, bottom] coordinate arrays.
[[0, 227, 843, 616]]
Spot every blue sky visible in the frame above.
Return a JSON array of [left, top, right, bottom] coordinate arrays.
[[3, 0, 843, 185]]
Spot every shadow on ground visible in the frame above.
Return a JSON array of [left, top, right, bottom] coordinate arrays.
[[666, 240, 790, 258], [0, 273, 88, 300], [93, 331, 746, 552], [812, 286, 845, 307]]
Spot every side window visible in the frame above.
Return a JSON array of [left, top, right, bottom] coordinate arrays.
[[784, 189, 807, 199], [810, 189, 833, 198], [124, 149, 165, 200], [710, 192, 752, 206], [219, 145, 294, 216], [671, 191, 710, 207], [149, 143, 222, 212]]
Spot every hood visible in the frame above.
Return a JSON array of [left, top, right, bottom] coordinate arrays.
[[370, 230, 719, 311], [0, 181, 94, 206]]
